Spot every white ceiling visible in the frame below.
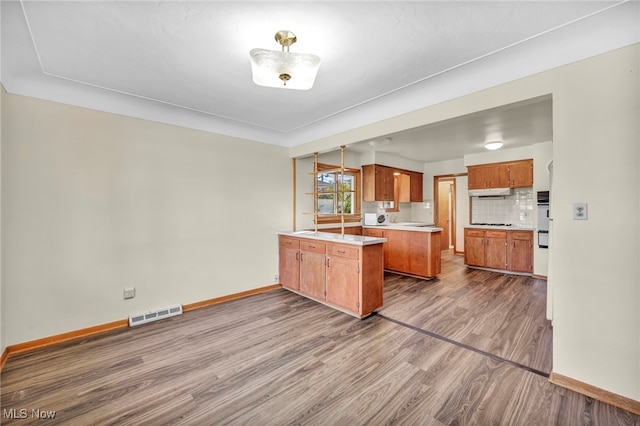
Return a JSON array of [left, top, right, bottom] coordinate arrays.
[[2, 1, 638, 162]]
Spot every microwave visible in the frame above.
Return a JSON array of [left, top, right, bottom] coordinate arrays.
[[364, 213, 389, 226]]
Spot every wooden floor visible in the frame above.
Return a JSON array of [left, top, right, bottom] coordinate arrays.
[[2, 251, 638, 425]]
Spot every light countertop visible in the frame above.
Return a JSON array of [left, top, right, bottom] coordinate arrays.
[[279, 231, 386, 246], [363, 223, 443, 233], [465, 225, 535, 231]]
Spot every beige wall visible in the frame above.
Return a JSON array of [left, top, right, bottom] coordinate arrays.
[[1, 87, 4, 354], [1, 92, 291, 347], [292, 44, 640, 402]]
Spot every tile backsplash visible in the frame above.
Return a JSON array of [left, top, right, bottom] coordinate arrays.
[[471, 187, 534, 228]]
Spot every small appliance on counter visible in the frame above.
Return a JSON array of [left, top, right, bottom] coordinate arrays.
[[364, 212, 389, 226]]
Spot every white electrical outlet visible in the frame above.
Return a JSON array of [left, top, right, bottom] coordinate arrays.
[[573, 203, 588, 220], [123, 287, 136, 300], [274, 274, 279, 283]]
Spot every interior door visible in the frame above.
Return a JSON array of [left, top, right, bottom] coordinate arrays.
[[437, 180, 453, 250]]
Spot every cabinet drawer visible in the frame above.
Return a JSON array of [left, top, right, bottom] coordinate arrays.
[[279, 236, 300, 249], [327, 244, 359, 260], [465, 229, 485, 237], [300, 240, 326, 254], [510, 231, 533, 241], [363, 228, 385, 238], [486, 230, 507, 239]]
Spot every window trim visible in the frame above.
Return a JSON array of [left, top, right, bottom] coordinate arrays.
[[315, 163, 361, 224]]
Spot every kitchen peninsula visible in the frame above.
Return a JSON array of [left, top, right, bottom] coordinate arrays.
[[278, 231, 386, 318], [363, 224, 442, 280]]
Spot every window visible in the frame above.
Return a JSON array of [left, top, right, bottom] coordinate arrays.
[[316, 163, 361, 224]]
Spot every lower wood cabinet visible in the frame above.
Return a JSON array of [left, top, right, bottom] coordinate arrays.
[[362, 228, 441, 279], [299, 240, 327, 301], [464, 229, 486, 267], [485, 230, 508, 270], [278, 235, 384, 318], [464, 228, 533, 273], [508, 231, 534, 273], [278, 236, 300, 291]]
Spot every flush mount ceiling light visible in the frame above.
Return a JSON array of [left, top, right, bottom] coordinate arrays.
[[368, 137, 392, 147], [484, 141, 504, 150], [249, 31, 321, 90]]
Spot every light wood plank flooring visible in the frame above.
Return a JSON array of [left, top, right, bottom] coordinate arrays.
[[2, 251, 638, 425]]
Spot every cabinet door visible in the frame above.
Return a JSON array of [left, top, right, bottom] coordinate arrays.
[[279, 247, 300, 290], [299, 240, 327, 300], [508, 231, 533, 272], [375, 166, 395, 201], [468, 164, 509, 188], [464, 229, 486, 266], [397, 173, 411, 203], [410, 172, 423, 202], [467, 166, 487, 189], [363, 165, 394, 201], [279, 237, 300, 290], [508, 160, 534, 188], [487, 164, 509, 188], [485, 231, 507, 269], [326, 255, 360, 313]]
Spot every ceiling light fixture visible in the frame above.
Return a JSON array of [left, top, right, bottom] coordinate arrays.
[[249, 31, 321, 90], [368, 137, 392, 147], [484, 141, 504, 150]]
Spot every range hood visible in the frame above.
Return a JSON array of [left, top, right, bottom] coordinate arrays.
[[468, 187, 512, 197]]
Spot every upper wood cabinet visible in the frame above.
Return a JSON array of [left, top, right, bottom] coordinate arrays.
[[363, 164, 395, 201], [467, 159, 533, 189], [507, 159, 534, 188], [363, 164, 423, 202], [410, 172, 423, 202]]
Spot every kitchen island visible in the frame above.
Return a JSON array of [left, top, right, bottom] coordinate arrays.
[[362, 224, 443, 280], [278, 231, 386, 318]]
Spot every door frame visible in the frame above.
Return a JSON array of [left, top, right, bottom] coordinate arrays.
[[434, 173, 467, 254]]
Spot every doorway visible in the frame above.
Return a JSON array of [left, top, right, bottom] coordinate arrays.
[[435, 177, 456, 252]]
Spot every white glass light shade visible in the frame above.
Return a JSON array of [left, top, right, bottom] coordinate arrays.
[[249, 48, 321, 90], [484, 141, 504, 150]]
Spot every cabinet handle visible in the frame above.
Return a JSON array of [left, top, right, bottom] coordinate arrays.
[[326, 258, 330, 267], [300, 253, 303, 262], [337, 250, 346, 254], [296, 252, 299, 261]]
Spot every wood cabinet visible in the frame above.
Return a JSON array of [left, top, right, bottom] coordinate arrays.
[[361, 227, 389, 264], [410, 172, 423, 202], [278, 235, 384, 318], [363, 164, 395, 201], [467, 159, 533, 189], [468, 163, 509, 189], [363, 164, 423, 202], [299, 240, 327, 301], [363, 227, 441, 279], [507, 160, 534, 188], [278, 236, 300, 291], [464, 228, 533, 273], [463, 229, 486, 267], [325, 244, 360, 312], [485, 230, 508, 270], [508, 231, 533, 273]]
